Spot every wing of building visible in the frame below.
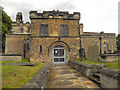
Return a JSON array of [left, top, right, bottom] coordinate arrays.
[[5, 10, 117, 63]]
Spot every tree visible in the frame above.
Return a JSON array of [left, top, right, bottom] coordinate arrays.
[[117, 34, 120, 53], [2, 9, 12, 53]]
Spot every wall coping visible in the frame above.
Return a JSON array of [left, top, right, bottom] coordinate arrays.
[[69, 61, 105, 70], [101, 68, 120, 80], [0, 54, 22, 56]]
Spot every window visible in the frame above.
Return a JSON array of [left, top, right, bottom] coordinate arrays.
[[60, 25, 68, 36], [27, 39, 29, 50], [93, 41, 98, 45], [40, 24, 48, 36], [28, 28, 30, 33], [20, 28, 23, 33], [104, 42, 106, 51], [24, 39, 26, 58], [104, 42, 109, 51], [40, 46, 42, 52]]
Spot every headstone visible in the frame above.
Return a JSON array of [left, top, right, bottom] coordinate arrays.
[[87, 45, 99, 61], [79, 48, 86, 60]]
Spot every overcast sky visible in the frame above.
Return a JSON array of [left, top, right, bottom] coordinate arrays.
[[1, 0, 119, 35]]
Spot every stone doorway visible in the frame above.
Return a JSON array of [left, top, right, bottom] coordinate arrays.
[[52, 45, 66, 64]]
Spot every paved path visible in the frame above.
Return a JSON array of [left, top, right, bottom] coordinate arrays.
[[47, 64, 100, 88]]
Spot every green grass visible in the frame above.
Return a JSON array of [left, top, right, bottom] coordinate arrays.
[[105, 61, 120, 69], [74, 59, 120, 70], [2, 61, 46, 88]]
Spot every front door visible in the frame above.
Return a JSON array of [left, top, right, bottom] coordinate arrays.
[[52, 45, 65, 64]]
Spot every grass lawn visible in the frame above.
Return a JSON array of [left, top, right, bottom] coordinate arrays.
[[75, 59, 120, 70], [2, 59, 46, 88]]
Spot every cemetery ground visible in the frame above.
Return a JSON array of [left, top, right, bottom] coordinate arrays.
[[2, 58, 46, 88], [2, 58, 119, 88]]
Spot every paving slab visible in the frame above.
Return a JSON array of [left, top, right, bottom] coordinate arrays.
[[47, 64, 100, 88]]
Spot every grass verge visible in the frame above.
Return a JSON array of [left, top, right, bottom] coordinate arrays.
[[2, 61, 45, 88], [74, 59, 120, 70]]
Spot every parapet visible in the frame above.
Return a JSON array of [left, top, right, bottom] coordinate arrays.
[[29, 10, 80, 20]]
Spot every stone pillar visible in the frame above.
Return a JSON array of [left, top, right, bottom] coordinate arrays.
[[16, 12, 23, 23], [80, 23, 83, 34]]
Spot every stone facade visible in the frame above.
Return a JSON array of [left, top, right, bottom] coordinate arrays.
[[5, 10, 117, 63]]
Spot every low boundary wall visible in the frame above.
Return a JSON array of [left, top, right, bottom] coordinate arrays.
[[68, 60, 104, 77], [68, 60, 120, 88], [0, 54, 22, 61], [100, 68, 119, 88], [22, 63, 51, 88]]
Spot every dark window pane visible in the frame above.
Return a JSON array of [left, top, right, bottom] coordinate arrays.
[[20, 28, 23, 33], [28, 28, 30, 33], [24, 39, 26, 51], [40, 46, 42, 52], [60, 25, 68, 36], [40, 24, 48, 36], [60, 25, 64, 36], [60, 58, 64, 62], [54, 58, 59, 62], [27, 39, 29, 50], [64, 25, 68, 36]]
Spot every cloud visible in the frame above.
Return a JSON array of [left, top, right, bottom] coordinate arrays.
[[52, 2, 75, 10], [1, 1, 34, 22]]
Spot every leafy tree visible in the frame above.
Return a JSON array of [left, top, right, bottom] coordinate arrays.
[[117, 34, 120, 53], [2, 9, 12, 53]]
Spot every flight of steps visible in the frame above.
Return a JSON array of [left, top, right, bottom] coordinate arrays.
[[89, 72, 100, 86]]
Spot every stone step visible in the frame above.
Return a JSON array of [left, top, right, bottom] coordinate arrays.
[[89, 76, 100, 84], [93, 73, 100, 78]]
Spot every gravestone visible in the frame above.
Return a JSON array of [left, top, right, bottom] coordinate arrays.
[[87, 45, 99, 61], [79, 48, 86, 60]]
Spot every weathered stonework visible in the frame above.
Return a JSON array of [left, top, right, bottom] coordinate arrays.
[[68, 60, 120, 88], [5, 10, 117, 63]]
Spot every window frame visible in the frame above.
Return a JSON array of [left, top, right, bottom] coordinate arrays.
[[20, 28, 23, 33], [40, 24, 49, 36], [60, 25, 68, 36]]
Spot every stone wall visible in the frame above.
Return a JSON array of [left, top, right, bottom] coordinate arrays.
[[68, 60, 120, 88], [30, 37, 80, 63], [68, 60, 104, 77], [5, 34, 30, 58], [81, 33, 117, 55], [31, 19, 79, 37], [1, 54, 21, 61], [101, 54, 120, 62], [100, 68, 119, 88], [23, 63, 51, 88]]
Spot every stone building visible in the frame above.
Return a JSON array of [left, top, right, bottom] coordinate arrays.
[[5, 10, 117, 64]]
